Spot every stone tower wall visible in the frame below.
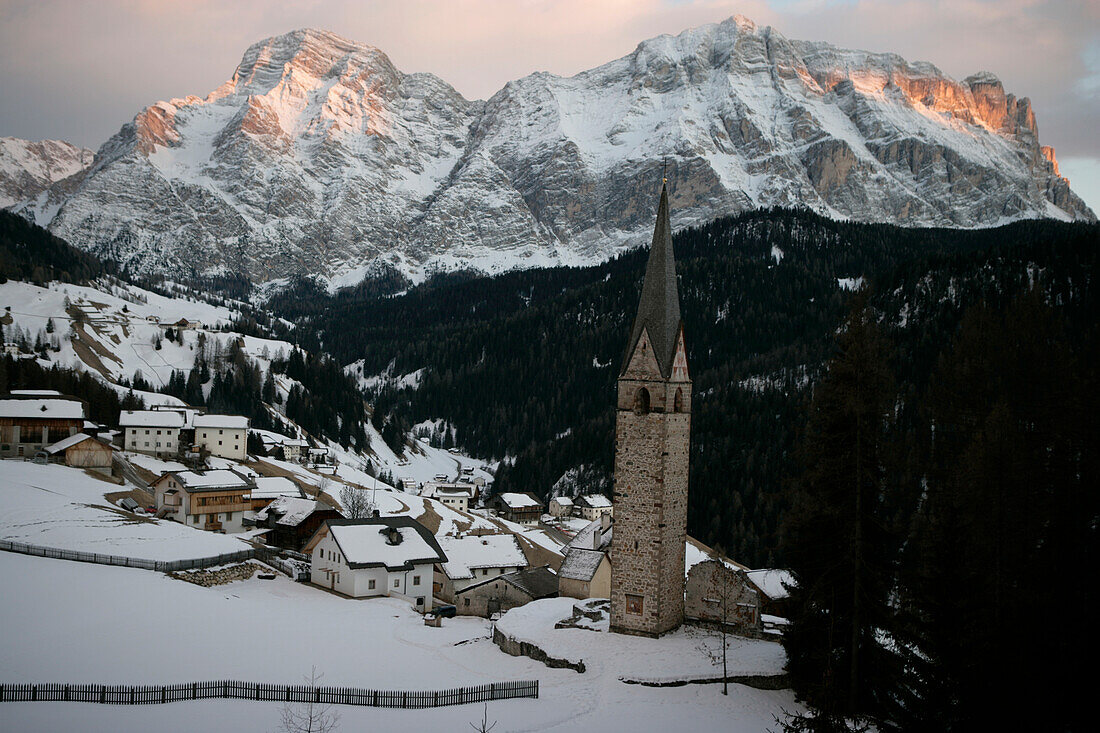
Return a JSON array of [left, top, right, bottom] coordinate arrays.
[[610, 335, 691, 637]]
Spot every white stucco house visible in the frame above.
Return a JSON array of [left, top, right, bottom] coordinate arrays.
[[575, 493, 613, 521], [305, 517, 447, 611], [193, 414, 249, 461], [119, 410, 185, 457], [420, 482, 478, 512]]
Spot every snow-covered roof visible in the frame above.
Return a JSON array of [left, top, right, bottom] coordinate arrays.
[[459, 565, 559, 599], [44, 433, 107, 455], [559, 547, 607, 581], [0, 398, 84, 420], [254, 496, 329, 527], [10, 389, 61, 396], [119, 410, 184, 428], [565, 518, 613, 553], [745, 569, 794, 601], [551, 496, 574, 506], [422, 482, 476, 499], [170, 470, 252, 492], [193, 414, 250, 430], [438, 533, 527, 580], [251, 476, 302, 499], [496, 492, 542, 509], [322, 517, 446, 571], [576, 493, 612, 508]]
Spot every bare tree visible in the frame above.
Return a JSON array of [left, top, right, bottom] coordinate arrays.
[[279, 667, 340, 733], [692, 558, 744, 696], [469, 703, 497, 733], [338, 484, 375, 519]]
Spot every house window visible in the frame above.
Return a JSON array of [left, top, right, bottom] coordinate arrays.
[[192, 515, 199, 523], [368, 579, 376, 590], [145, 430, 150, 435], [219, 441, 223, 446], [144, 442, 150, 447], [464, 598, 470, 607], [412, 576, 420, 586], [626, 594, 644, 615], [393, 578, 400, 588], [226, 512, 233, 520]]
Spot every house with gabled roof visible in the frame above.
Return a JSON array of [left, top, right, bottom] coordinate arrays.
[[559, 515, 613, 599], [488, 492, 544, 525], [248, 496, 341, 551], [434, 533, 528, 602], [304, 517, 446, 611], [152, 469, 255, 533], [0, 394, 85, 458], [575, 493, 613, 521], [454, 565, 559, 617], [119, 409, 185, 457]]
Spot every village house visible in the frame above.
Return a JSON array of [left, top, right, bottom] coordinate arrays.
[[559, 515, 613, 600], [152, 469, 255, 533], [548, 496, 574, 518], [684, 559, 762, 634], [279, 438, 308, 462], [434, 533, 528, 603], [305, 517, 446, 611], [3, 342, 22, 356], [247, 475, 304, 510], [44, 433, 113, 475], [420, 482, 478, 512], [0, 394, 85, 458], [488, 492, 544, 525], [119, 410, 184, 457], [193, 414, 249, 461], [744, 568, 795, 618], [574, 493, 613, 521], [248, 496, 342, 552], [454, 565, 559, 617]]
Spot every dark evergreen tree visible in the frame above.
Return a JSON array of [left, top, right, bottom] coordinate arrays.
[[780, 300, 900, 728]]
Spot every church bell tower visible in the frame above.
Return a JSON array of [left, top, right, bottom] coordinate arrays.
[[609, 182, 691, 637]]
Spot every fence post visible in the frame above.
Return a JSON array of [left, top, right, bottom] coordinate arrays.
[[100, 685, 106, 704], [65, 684, 69, 701]]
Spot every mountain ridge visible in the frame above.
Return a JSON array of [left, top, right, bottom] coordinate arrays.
[[8, 18, 1094, 284]]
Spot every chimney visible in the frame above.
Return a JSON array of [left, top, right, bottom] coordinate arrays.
[[600, 511, 611, 534], [371, 509, 380, 518], [385, 526, 402, 545]]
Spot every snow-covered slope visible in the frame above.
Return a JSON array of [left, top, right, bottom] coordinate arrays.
[[18, 18, 1093, 284], [0, 137, 94, 210]]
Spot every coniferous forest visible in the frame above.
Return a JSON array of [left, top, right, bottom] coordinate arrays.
[[270, 209, 1097, 571]]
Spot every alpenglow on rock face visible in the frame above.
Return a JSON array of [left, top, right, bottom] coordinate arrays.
[[22, 18, 1096, 283]]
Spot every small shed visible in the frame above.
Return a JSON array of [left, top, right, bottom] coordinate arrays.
[[44, 433, 113, 475], [455, 565, 559, 617]]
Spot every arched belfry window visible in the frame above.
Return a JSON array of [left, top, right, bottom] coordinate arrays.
[[633, 387, 651, 415], [674, 387, 684, 413]]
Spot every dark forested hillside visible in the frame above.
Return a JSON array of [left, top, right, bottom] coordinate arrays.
[[0, 210, 109, 284], [271, 208, 1097, 567]]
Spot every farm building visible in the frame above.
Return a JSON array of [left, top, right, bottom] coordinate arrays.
[[454, 565, 559, 617], [488, 492, 543, 525], [152, 469, 255, 533], [0, 394, 85, 458], [248, 496, 341, 551], [44, 433, 113, 475], [434, 533, 528, 602]]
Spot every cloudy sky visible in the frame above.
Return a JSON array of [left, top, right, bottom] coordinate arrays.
[[1, 0, 1097, 210]]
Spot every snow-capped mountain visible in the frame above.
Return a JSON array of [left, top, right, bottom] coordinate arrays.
[[0, 137, 93, 210], [15, 17, 1096, 284]]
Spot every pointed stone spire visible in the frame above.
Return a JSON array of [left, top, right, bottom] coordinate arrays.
[[621, 182, 683, 378]]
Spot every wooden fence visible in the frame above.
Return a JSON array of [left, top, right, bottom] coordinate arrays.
[[0, 539, 300, 576], [0, 680, 538, 708]]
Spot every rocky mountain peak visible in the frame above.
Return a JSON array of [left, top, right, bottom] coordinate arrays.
[[8, 17, 1094, 284]]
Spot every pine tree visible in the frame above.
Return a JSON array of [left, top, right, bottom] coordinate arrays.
[[779, 299, 899, 729]]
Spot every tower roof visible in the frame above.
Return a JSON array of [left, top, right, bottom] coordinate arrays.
[[621, 183, 683, 377]]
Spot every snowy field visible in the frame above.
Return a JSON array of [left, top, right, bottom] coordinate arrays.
[[0, 462, 249, 560], [496, 598, 786, 683], [0, 552, 800, 732]]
